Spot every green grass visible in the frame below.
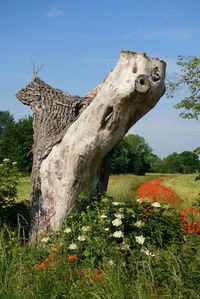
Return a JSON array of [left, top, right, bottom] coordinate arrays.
[[17, 175, 31, 201], [107, 174, 160, 199], [108, 173, 200, 208], [17, 173, 200, 207], [162, 174, 200, 205]]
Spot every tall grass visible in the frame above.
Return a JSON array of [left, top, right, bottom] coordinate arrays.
[[17, 175, 31, 201], [162, 174, 200, 206], [0, 227, 199, 299]]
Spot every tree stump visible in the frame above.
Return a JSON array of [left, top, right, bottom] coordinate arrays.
[[16, 50, 166, 239]]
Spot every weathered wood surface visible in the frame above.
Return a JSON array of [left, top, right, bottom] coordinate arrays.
[[16, 51, 166, 239]]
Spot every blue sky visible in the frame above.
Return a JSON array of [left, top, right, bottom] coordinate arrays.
[[0, 0, 200, 158]]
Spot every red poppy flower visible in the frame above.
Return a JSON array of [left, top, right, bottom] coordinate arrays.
[[67, 255, 79, 263], [37, 260, 49, 269], [136, 178, 182, 206]]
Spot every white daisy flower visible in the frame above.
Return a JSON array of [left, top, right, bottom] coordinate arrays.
[[112, 218, 122, 227], [81, 226, 91, 232], [100, 214, 107, 219], [112, 201, 124, 206], [136, 198, 143, 203], [77, 235, 86, 241], [135, 235, 145, 245], [3, 158, 10, 163], [63, 227, 71, 233], [68, 243, 78, 250], [113, 231, 124, 238], [40, 237, 50, 243], [151, 202, 161, 208], [114, 213, 124, 219], [134, 220, 145, 228]]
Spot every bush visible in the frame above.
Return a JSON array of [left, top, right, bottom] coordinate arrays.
[[0, 159, 19, 211], [35, 194, 184, 272]]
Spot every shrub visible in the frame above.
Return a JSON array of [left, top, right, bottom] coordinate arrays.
[[0, 159, 19, 211], [36, 194, 184, 272]]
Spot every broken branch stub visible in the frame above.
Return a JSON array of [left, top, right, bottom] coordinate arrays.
[[16, 51, 166, 239]]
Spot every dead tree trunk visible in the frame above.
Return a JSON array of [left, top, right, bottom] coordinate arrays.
[[16, 51, 166, 239]]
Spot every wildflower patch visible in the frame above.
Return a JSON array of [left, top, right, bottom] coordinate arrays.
[[180, 207, 200, 235], [136, 177, 182, 206]]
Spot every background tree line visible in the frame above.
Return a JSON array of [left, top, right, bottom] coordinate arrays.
[[0, 111, 33, 172], [0, 110, 199, 175], [111, 135, 200, 175]]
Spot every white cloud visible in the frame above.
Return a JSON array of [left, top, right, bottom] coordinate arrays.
[[47, 7, 64, 17]]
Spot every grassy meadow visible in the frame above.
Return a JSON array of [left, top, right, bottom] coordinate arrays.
[[17, 175, 31, 201], [162, 174, 199, 203], [108, 173, 199, 209], [17, 173, 200, 207], [0, 173, 199, 298]]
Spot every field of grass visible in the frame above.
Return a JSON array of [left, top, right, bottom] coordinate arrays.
[[108, 173, 199, 208], [107, 174, 146, 199], [17, 173, 200, 207], [162, 174, 199, 203], [17, 175, 31, 201]]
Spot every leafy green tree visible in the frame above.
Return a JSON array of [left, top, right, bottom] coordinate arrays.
[[194, 146, 200, 155], [167, 55, 200, 120], [0, 113, 33, 172], [111, 134, 153, 175], [159, 151, 200, 174], [159, 152, 181, 173], [0, 159, 19, 211], [149, 154, 163, 173], [178, 151, 200, 174], [111, 139, 130, 174], [0, 111, 14, 137]]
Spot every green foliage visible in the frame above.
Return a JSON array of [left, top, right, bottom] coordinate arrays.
[[43, 194, 184, 270], [0, 111, 14, 137], [0, 112, 33, 172], [159, 151, 200, 174], [194, 146, 200, 155], [0, 159, 29, 228], [179, 151, 200, 173], [110, 139, 130, 174], [148, 154, 163, 173], [167, 55, 200, 120], [111, 134, 153, 175], [0, 159, 19, 210]]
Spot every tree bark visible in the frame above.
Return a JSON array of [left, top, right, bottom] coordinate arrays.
[[16, 51, 166, 239]]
